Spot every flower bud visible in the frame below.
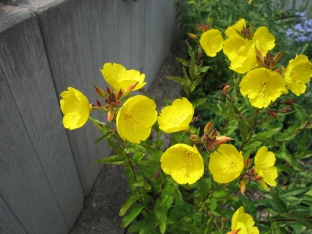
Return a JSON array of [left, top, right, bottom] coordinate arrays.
[[96, 99, 102, 107], [104, 97, 110, 104], [282, 107, 291, 112], [187, 33, 197, 40], [94, 85, 106, 98], [244, 157, 250, 169], [204, 122, 212, 133], [222, 85, 230, 95], [268, 110, 278, 117], [106, 86, 112, 96], [240, 180, 246, 195], [123, 82, 139, 96], [110, 92, 116, 100], [190, 134, 201, 142], [210, 129, 217, 138], [104, 104, 111, 110], [115, 100, 121, 106], [107, 110, 114, 122], [201, 134, 208, 142], [273, 51, 282, 64], [117, 89, 123, 100], [269, 59, 275, 70], [213, 136, 234, 145]]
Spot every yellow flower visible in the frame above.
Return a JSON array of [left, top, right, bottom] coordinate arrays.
[[157, 98, 194, 133], [160, 144, 204, 184], [240, 68, 288, 108], [100, 63, 146, 93], [229, 42, 258, 74], [60, 87, 92, 130], [225, 19, 246, 38], [252, 26, 275, 55], [223, 37, 249, 61], [200, 29, 224, 57], [208, 144, 244, 184], [227, 206, 259, 234], [116, 95, 157, 143], [284, 54, 312, 96], [254, 146, 278, 191]]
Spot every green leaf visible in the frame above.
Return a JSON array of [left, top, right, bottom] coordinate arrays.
[[270, 189, 288, 213], [191, 98, 207, 109], [275, 142, 301, 171], [198, 66, 209, 73], [271, 222, 282, 234], [159, 222, 166, 234], [94, 155, 126, 164], [175, 57, 188, 67], [128, 218, 146, 233], [166, 75, 182, 83], [180, 218, 202, 234], [119, 192, 140, 216], [154, 199, 168, 225], [280, 212, 312, 229], [279, 188, 309, 199], [120, 204, 143, 228]]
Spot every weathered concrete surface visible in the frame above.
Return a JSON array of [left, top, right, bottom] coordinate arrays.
[[70, 39, 186, 234]]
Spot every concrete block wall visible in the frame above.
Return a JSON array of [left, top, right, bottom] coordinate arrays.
[[0, 0, 179, 233]]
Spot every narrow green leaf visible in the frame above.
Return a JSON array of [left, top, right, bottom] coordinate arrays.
[[119, 192, 140, 216], [270, 189, 288, 213], [128, 218, 146, 233], [198, 66, 209, 73], [175, 57, 188, 66], [280, 212, 312, 229], [165, 75, 182, 83], [120, 204, 143, 228], [94, 155, 126, 164], [279, 188, 309, 199], [275, 142, 301, 171]]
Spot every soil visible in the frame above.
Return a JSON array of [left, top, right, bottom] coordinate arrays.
[[69, 39, 186, 234]]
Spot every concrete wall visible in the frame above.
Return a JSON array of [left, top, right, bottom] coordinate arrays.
[[0, 0, 179, 233]]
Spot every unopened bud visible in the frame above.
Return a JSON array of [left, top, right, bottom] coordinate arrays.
[[117, 89, 123, 100], [106, 86, 112, 96], [282, 107, 291, 112], [256, 49, 264, 65], [110, 92, 116, 100], [269, 59, 275, 70], [284, 99, 296, 105], [123, 82, 139, 96], [104, 97, 110, 104], [208, 144, 215, 150], [187, 33, 197, 39], [111, 101, 116, 106], [154, 170, 160, 179], [115, 100, 121, 106], [214, 136, 234, 145], [240, 180, 246, 195], [210, 129, 217, 138], [190, 135, 201, 142], [94, 85, 106, 98], [265, 51, 270, 63], [245, 157, 250, 169], [222, 85, 230, 95], [204, 122, 213, 133], [96, 99, 102, 107], [201, 134, 208, 142], [273, 51, 282, 64], [107, 110, 114, 122], [269, 110, 278, 117]]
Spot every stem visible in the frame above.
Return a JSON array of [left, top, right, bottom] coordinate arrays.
[[239, 109, 260, 151], [125, 153, 144, 205]]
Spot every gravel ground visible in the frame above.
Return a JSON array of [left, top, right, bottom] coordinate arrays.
[[69, 39, 186, 234]]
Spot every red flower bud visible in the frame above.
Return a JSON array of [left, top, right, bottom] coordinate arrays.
[[204, 122, 212, 133], [190, 135, 201, 142], [245, 157, 250, 169], [94, 85, 106, 98]]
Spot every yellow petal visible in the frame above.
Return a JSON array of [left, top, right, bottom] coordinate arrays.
[[200, 29, 224, 57]]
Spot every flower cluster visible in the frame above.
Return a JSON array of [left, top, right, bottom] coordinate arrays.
[[199, 19, 312, 108]]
